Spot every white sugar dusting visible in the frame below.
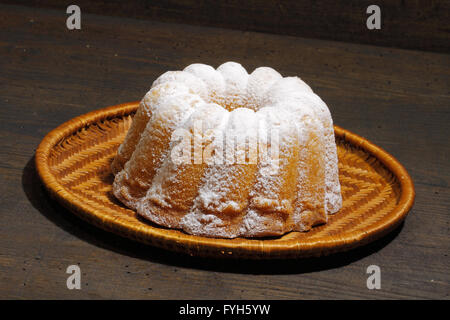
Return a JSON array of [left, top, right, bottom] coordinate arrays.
[[143, 103, 229, 210], [246, 67, 282, 110], [193, 107, 258, 214], [184, 63, 225, 104], [217, 62, 249, 109]]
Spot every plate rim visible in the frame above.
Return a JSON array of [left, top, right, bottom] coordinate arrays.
[[35, 102, 415, 259]]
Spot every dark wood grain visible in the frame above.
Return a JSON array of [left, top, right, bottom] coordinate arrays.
[[0, 4, 449, 299], [2, 0, 449, 53]]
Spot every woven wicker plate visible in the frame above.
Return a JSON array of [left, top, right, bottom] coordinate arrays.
[[35, 102, 415, 259]]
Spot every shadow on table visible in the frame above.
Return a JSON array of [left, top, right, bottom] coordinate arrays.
[[23, 156, 403, 275]]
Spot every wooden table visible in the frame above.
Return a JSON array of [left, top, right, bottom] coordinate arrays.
[[0, 4, 448, 299]]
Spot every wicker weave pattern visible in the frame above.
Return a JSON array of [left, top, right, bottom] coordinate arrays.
[[35, 102, 415, 259]]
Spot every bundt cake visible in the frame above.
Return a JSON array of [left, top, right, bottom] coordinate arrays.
[[111, 62, 342, 238]]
